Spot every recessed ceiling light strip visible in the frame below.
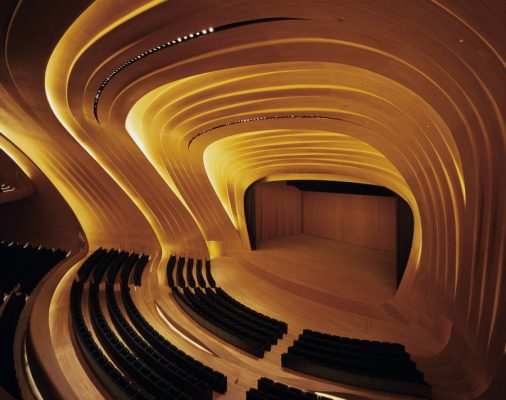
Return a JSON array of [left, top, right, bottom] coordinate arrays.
[[93, 18, 306, 122], [188, 114, 352, 148]]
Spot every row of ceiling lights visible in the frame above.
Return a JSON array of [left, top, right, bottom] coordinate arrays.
[[188, 114, 347, 147], [93, 27, 215, 120]]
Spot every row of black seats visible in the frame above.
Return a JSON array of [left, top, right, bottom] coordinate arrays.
[[246, 377, 324, 400], [109, 251, 139, 285], [88, 280, 193, 400], [105, 272, 213, 399], [302, 329, 406, 354], [0, 293, 26, 399], [121, 250, 225, 393], [121, 283, 227, 393], [281, 330, 432, 399], [169, 255, 287, 357], [132, 254, 149, 286], [167, 255, 215, 288], [70, 280, 151, 399], [215, 287, 287, 336], [73, 248, 226, 398], [173, 287, 266, 357], [0, 241, 66, 399], [78, 248, 148, 287], [114, 250, 227, 393], [204, 259, 216, 287], [0, 241, 66, 297], [172, 285, 287, 358]]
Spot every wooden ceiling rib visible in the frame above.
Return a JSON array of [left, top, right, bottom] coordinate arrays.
[[0, 0, 504, 398]]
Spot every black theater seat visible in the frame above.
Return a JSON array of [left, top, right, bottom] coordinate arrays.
[[70, 279, 151, 399], [281, 330, 432, 399], [0, 293, 26, 399], [105, 278, 212, 399], [0, 241, 66, 297], [247, 377, 324, 400], [214, 287, 288, 335], [173, 286, 268, 357], [89, 267, 194, 399], [176, 256, 186, 287], [70, 249, 228, 399], [167, 255, 177, 287], [0, 241, 66, 399], [195, 259, 207, 287], [133, 254, 149, 286], [169, 256, 287, 358], [121, 285, 227, 393], [186, 257, 196, 288], [78, 247, 107, 282], [204, 259, 216, 288], [120, 252, 139, 286], [195, 288, 278, 345]]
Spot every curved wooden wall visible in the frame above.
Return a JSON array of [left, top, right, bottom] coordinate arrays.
[[254, 182, 302, 242], [0, 143, 34, 204], [302, 191, 396, 252], [252, 181, 397, 252], [0, 0, 503, 398], [0, 135, 81, 251]]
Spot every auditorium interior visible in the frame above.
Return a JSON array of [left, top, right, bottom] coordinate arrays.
[[0, 1, 505, 399]]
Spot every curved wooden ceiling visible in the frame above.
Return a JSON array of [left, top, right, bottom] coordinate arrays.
[[0, 0, 504, 397]]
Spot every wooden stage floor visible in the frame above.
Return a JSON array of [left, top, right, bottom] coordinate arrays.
[[221, 234, 398, 327]]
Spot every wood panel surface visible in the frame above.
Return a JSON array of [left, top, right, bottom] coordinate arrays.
[[255, 182, 302, 243], [0, 0, 504, 398], [302, 191, 397, 251]]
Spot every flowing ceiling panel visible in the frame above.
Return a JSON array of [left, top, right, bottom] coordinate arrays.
[[0, 0, 504, 397]]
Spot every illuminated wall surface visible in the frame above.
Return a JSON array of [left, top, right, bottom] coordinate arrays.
[[0, 0, 504, 398]]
